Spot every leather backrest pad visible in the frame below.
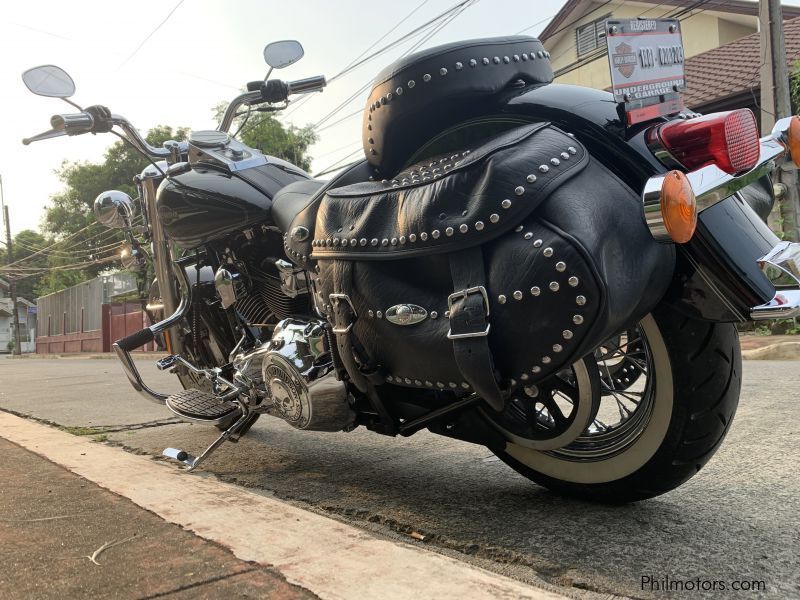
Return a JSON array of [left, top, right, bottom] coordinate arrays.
[[364, 36, 553, 176]]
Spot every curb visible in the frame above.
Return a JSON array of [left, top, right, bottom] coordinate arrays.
[[742, 341, 800, 360], [9, 352, 167, 360]]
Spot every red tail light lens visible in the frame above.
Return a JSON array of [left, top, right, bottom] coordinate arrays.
[[657, 109, 760, 175]]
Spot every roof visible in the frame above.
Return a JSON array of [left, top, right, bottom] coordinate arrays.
[[539, 0, 800, 42], [683, 16, 800, 110]]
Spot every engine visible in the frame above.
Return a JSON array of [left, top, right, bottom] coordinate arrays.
[[233, 318, 355, 432]]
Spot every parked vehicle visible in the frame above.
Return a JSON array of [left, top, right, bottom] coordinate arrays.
[[22, 24, 800, 502]]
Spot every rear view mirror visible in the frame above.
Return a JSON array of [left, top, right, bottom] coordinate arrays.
[[263, 40, 304, 69], [22, 65, 76, 98]]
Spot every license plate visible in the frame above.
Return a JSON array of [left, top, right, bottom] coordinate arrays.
[[605, 18, 686, 103]]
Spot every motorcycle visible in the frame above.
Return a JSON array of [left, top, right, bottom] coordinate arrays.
[[21, 28, 800, 502]]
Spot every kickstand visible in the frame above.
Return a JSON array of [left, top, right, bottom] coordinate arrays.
[[163, 401, 252, 472]]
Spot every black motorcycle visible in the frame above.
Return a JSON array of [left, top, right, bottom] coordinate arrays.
[[22, 31, 800, 502]]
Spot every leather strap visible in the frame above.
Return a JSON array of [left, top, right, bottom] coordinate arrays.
[[448, 249, 505, 412], [328, 260, 396, 435]]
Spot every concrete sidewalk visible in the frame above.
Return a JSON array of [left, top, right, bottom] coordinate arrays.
[[0, 436, 313, 599]]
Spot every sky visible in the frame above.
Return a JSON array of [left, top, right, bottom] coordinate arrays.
[[1, 0, 798, 235]]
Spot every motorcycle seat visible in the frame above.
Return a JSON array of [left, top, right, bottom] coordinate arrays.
[[272, 179, 326, 232], [362, 36, 553, 177]]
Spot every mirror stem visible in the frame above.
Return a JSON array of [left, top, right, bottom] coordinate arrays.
[[60, 97, 84, 111], [263, 66, 274, 83]]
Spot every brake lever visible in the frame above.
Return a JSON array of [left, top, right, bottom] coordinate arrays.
[[22, 128, 67, 146]]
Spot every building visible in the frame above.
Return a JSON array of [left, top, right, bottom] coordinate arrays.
[[540, 0, 800, 90], [0, 277, 36, 353]]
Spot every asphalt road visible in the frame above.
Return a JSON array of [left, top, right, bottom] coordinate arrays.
[[1, 357, 798, 599]]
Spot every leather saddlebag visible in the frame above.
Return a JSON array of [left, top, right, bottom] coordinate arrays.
[[286, 123, 674, 405]]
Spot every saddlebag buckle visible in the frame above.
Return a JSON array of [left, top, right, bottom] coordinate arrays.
[[447, 286, 491, 340], [328, 293, 358, 334]]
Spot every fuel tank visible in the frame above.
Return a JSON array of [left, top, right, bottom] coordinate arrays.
[[157, 162, 308, 249]]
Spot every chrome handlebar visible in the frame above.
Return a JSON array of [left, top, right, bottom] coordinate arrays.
[[218, 74, 326, 133]]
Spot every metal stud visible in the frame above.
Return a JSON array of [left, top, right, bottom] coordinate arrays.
[[576, 295, 587, 306], [360, 238, 367, 246], [513, 54, 520, 62], [386, 375, 393, 382], [396, 87, 403, 95], [568, 276, 579, 287], [469, 59, 477, 67], [482, 57, 490, 65], [560, 152, 570, 160], [555, 261, 566, 272], [543, 247, 554, 257], [513, 290, 523, 301], [404, 378, 411, 384], [436, 382, 445, 388], [534, 239, 543, 248], [521, 53, 528, 61], [542, 356, 551, 364], [530, 286, 541, 296], [409, 233, 417, 242], [526, 174, 537, 183], [415, 380, 422, 386], [553, 344, 563, 353], [445, 227, 454, 236], [539, 164, 550, 173], [492, 56, 500, 64], [532, 366, 542, 374], [498, 294, 507, 304], [377, 311, 383, 318], [521, 373, 529, 381], [340, 238, 348, 247], [563, 330, 573, 339], [461, 382, 470, 389], [425, 381, 433, 387], [423, 73, 431, 82], [350, 238, 357, 246], [524, 232, 533, 240], [371, 238, 378, 246], [440, 68, 448, 76], [573, 314, 584, 325], [550, 158, 561, 166], [449, 382, 457, 388], [444, 311, 450, 318], [489, 213, 499, 223], [432, 229, 441, 239], [381, 239, 389, 246], [431, 311, 438, 319], [459, 224, 468, 233], [501, 199, 512, 209], [455, 61, 463, 70], [368, 310, 374, 318], [549, 281, 560, 292], [568, 146, 577, 154], [503, 56, 510, 63], [408, 80, 416, 88], [399, 235, 407, 244], [475, 221, 484, 231], [515, 225, 524, 232], [421, 232, 428, 241], [390, 238, 398, 245]]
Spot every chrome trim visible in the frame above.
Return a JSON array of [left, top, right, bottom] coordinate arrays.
[[751, 289, 800, 320], [758, 240, 800, 281], [113, 263, 192, 404], [642, 118, 795, 242], [218, 90, 266, 133]]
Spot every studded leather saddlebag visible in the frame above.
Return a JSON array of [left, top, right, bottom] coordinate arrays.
[[286, 123, 674, 407]]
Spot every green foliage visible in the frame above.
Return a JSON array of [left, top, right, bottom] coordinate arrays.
[[792, 60, 800, 115], [237, 114, 317, 172], [9, 230, 49, 300]]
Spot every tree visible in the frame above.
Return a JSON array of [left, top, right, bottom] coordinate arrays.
[[237, 114, 317, 172], [8, 230, 49, 300]]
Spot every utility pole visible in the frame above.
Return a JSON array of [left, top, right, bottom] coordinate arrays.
[[762, 0, 800, 242], [0, 175, 22, 355]]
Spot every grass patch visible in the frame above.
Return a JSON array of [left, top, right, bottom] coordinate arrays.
[[92, 434, 109, 443], [62, 426, 109, 437]]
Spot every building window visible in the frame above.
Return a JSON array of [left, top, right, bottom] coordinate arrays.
[[576, 17, 609, 57]]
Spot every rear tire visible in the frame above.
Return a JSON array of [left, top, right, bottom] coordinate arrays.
[[494, 304, 741, 502]]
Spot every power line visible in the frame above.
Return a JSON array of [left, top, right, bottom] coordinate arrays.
[[117, 0, 185, 69]]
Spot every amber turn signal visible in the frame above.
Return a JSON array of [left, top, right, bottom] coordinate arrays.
[[787, 116, 800, 167], [660, 170, 697, 244]]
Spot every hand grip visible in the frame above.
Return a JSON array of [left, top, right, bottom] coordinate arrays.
[[115, 327, 155, 352], [50, 112, 94, 135], [286, 75, 327, 95]]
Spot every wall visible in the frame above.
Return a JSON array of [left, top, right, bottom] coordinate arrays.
[[545, 2, 753, 89]]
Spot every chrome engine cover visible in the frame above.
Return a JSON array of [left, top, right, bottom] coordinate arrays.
[[260, 319, 354, 431]]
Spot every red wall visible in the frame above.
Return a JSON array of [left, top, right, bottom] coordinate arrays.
[[36, 303, 157, 354]]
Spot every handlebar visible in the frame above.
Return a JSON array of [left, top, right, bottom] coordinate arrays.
[[218, 74, 326, 132], [51, 112, 94, 134]]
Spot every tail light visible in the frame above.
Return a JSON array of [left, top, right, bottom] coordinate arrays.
[[656, 109, 760, 175]]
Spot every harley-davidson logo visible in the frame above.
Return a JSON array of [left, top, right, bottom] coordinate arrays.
[[612, 42, 637, 79]]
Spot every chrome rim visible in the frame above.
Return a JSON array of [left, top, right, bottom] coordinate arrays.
[[549, 322, 657, 460]]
